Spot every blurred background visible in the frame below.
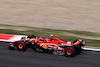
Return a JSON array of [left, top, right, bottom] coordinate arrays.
[[0, 0, 100, 33]]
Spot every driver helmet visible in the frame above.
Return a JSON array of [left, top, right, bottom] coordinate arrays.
[[50, 34, 53, 37]]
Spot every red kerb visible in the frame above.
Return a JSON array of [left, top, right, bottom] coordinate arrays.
[[0, 34, 15, 40]]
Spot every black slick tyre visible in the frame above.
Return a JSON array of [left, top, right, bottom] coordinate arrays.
[[16, 42, 26, 51], [75, 47, 82, 55], [65, 47, 75, 57]]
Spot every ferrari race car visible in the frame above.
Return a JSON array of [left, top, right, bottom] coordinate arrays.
[[9, 35, 86, 57]]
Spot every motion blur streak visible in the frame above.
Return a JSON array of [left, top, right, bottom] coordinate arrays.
[[0, 42, 100, 67], [0, 0, 100, 33]]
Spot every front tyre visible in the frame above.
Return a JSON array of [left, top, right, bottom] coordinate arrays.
[[65, 47, 75, 57], [16, 42, 26, 51]]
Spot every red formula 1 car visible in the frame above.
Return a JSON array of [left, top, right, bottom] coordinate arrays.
[[9, 35, 85, 57]]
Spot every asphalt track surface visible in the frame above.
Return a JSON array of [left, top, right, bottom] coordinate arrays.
[[0, 42, 100, 67]]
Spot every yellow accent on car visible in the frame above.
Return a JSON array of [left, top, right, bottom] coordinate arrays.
[[40, 44, 43, 46], [35, 41, 37, 43]]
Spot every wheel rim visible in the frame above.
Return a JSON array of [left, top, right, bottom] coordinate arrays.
[[18, 44, 23, 49], [66, 49, 72, 55]]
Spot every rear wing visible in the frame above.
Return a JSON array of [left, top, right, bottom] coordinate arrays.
[[74, 39, 86, 46]]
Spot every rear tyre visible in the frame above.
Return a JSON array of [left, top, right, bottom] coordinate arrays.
[[65, 47, 75, 57], [16, 42, 26, 51]]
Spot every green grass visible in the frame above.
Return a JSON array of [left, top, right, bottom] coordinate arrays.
[[0, 29, 100, 47], [43, 29, 100, 37], [0, 29, 23, 35], [1, 24, 100, 37], [64, 30, 100, 37], [86, 39, 100, 47]]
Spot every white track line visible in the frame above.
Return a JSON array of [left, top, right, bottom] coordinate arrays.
[[82, 47, 100, 52], [0, 35, 26, 42], [9, 35, 26, 42]]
